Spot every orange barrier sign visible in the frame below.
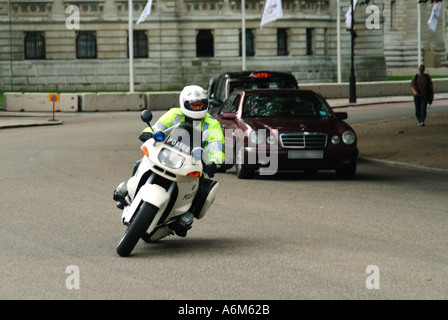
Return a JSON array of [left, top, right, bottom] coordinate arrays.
[[49, 94, 60, 102], [49, 93, 59, 121]]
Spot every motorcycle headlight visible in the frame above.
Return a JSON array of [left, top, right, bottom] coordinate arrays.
[[342, 130, 356, 145], [158, 148, 185, 169]]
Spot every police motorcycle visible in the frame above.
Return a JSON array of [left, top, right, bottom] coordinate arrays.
[[114, 110, 219, 257]]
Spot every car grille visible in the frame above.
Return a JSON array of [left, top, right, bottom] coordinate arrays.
[[280, 132, 327, 148]]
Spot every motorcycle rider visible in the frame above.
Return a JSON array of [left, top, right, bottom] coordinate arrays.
[[114, 85, 225, 236]]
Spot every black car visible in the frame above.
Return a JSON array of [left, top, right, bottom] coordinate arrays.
[[207, 71, 299, 115]]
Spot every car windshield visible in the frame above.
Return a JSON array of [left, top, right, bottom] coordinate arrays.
[[229, 78, 296, 92], [242, 92, 333, 119]]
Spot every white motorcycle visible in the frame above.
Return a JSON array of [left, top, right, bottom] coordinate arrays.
[[114, 110, 219, 257]]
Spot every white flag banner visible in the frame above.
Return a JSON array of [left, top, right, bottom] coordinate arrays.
[[345, 0, 358, 29], [260, 0, 283, 29], [428, 1, 442, 32], [136, 0, 153, 24]]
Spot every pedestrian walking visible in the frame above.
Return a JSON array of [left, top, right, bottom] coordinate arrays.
[[411, 64, 434, 126]]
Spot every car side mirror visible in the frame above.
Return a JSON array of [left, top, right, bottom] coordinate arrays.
[[210, 99, 222, 108], [141, 109, 153, 125], [221, 112, 236, 120], [335, 112, 348, 120]]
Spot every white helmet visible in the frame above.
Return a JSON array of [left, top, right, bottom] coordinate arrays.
[[179, 85, 209, 120]]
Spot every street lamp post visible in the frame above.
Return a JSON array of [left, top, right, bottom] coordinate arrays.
[[128, 0, 134, 93], [349, 0, 356, 103], [242, 0, 246, 71]]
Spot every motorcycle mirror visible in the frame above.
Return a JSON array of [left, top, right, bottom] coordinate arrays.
[[141, 109, 153, 125]]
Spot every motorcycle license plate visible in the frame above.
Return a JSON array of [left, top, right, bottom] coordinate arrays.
[[288, 150, 323, 159]]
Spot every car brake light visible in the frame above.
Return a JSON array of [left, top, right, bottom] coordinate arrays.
[[250, 72, 272, 78]]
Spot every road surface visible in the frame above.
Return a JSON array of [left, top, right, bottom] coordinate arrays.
[[1, 108, 447, 300]]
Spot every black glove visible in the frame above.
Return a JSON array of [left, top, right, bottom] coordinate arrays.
[[203, 163, 217, 178], [138, 131, 153, 142]]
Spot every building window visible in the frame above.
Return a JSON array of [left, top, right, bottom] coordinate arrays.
[[128, 30, 148, 58], [390, 0, 397, 30], [196, 30, 214, 57], [76, 31, 97, 59], [239, 29, 255, 57], [324, 28, 329, 56], [277, 29, 288, 56], [306, 28, 314, 56], [24, 32, 45, 59]]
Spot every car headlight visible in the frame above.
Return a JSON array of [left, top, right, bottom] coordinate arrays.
[[158, 148, 185, 169], [249, 130, 264, 145], [266, 134, 277, 145], [331, 135, 341, 145], [342, 130, 356, 145]]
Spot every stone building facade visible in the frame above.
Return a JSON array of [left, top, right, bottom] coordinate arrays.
[[383, 0, 447, 69], [0, 0, 445, 92]]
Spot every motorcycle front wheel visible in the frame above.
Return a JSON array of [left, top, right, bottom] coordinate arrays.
[[117, 202, 158, 257]]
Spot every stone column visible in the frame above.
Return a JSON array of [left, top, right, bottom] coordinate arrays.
[[103, 0, 118, 19], [222, 0, 231, 13], [51, 0, 66, 18]]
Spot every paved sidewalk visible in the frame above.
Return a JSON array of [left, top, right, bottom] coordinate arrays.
[[327, 93, 448, 108], [2, 93, 448, 129], [0, 116, 63, 129]]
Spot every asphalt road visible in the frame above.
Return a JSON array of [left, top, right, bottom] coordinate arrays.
[[1, 110, 447, 300]]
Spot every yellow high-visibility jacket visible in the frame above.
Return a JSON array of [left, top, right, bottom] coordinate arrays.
[[142, 108, 225, 167]]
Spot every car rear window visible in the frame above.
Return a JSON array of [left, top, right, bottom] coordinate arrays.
[[242, 92, 333, 119], [229, 78, 296, 93]]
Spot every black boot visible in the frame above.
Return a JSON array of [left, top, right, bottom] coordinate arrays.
[[113, 181, 128, 210], [173, 212, 194, 237]]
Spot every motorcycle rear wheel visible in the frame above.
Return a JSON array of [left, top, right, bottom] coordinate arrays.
[[117, 202, 158, 257]]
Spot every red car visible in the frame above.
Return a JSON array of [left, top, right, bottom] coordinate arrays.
[[213, 89, 358, 179]]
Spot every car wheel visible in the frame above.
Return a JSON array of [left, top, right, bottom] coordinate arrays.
[[336, 162, 357, 180], [235, 144, 256, 179]]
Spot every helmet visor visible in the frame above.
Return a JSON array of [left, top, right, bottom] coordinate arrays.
[[184, 99, 208, 112]]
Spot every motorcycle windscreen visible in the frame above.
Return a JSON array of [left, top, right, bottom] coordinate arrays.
[[163, 122, 203, 155]]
